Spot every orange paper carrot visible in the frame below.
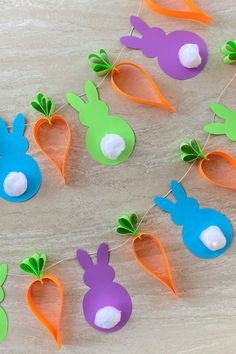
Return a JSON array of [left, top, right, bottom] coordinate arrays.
[[199, 151, 236, 190], [116, 214, 176, 295], [31, 94, 71, 183], [180, 140, 236, 190], [20, 253, 64, 348], [144, 0, 212, 24], [89, 49, 175, 112]]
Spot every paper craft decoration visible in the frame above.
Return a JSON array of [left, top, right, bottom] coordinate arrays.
[[120, 16, 208, 80], [116, 214, 176, 294], [180, 139, 204, 163], [154, 180, 233, 258], [66, 80, 135, 165], [180, 140, 236, 191], [31, 93, 71, 183], [20, 253, 64, 348], [0, 265, 8, 344], [76, 243, 132, 332], [144, 0, 212, 24], [0, 113, 42, 203], [204, 102, 236, 141], [221, 40, 236, 64], [88, 49, 175, 111]]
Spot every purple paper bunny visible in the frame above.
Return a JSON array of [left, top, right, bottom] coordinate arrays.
[[76, 243, 132, 333], [120, 16, 208, 80]]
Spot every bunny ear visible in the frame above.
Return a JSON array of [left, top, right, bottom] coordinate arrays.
[[12, 113, 25, 136], [0, 118, 9, 136], [210, 102, 234, 121], [66, 92, 85, 113], [171, 180, 187, 201], [85, 80, 99, 102], [97, 243, 109, 265], [130, 16, 150, 34], [76, 249, 93, 270], [120, 35, 142, 49], [204, 122, 226, 135], [154, 196, 174, 213]]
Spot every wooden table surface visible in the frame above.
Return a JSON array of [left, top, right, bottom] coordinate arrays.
[[1, 0, 236, 353]]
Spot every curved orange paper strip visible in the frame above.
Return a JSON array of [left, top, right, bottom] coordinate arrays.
[[132, 233, 177, 295], [144, 0, 212, 24], [199, 151, 236, 190], [33, 116, 71, 184], [27, 274, 64, 349], [111, 62, 175, 112]]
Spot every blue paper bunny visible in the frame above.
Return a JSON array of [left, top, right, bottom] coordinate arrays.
[[0, 113, 42, 202], [154, 180, 232, 258]]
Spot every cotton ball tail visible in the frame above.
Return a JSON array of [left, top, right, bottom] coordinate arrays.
[[178, 44, 202, 69], [100, 134, 126, 160], [94, 306, 122, 329], [3, 172, 28, 197], [200, 226, 227, 251]]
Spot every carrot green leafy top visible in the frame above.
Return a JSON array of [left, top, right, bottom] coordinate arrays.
[[180, 139, 204, 163], [116, 213, 139, 236], [20, 253, 46, 280], [31, 93, 55, 122], [88, 49, 115, 77], [221, 40, 236, 64]]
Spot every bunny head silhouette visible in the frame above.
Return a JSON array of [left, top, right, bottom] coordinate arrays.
[[0, 113, 42, 203], [0, 114, 28, 156], [67, 80, 136, 166], [66, 81, 109, 127], [155, 180, 233, 258], [77, 242, 133, 333], [155, 180, 199, 226], [77, 243, 115, 288], [121, 16, 208, 81], [204, 102, 236, 142], [120, 16, 166, 58]]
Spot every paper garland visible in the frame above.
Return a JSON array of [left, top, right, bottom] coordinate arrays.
[[154, 180, 233, 259], [204, 102, 236, 141], [144, 0, 212, 24], [88, 49, 175, 111], [0, 113, 42, 203], [0, 0, 235, 348], [20, 253, 64, 348], [116, 214, 176, 294], [31, 93, 71, 183], [0, 265, 8, 344], [66, 80, 136, 165], [120, 16, 208, 80], [76, 243, 132, 333]]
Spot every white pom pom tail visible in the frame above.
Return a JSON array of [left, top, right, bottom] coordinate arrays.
[[94, 306, 122, 329], [200, 226, 227, 251], [100, 134, 126, 160], [3, 171, 28, 197], [178, 43, 202, 69]]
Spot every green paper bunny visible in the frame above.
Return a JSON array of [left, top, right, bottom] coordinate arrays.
[[204, 102, 236, 141], [66, 80, 135, 165]]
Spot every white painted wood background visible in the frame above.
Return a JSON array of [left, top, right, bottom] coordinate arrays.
[[0, 0, 236, 353]]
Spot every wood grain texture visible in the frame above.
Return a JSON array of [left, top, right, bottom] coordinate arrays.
[[0, 0, 236, 353]]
